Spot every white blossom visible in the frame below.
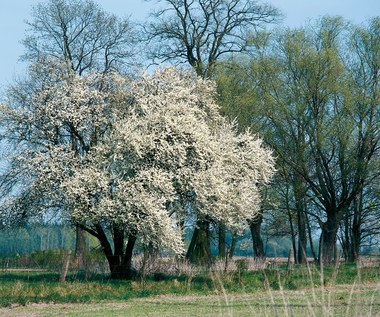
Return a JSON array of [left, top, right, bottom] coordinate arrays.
[[1, 64, 275, 255]]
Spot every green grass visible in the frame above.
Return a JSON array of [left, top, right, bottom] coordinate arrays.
[[0, 262, 379, 309], [0, 283, 379, 316]]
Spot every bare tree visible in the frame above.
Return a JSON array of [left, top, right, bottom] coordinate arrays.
[[144, 0, 281, 78], [22, 0, 135, 75]]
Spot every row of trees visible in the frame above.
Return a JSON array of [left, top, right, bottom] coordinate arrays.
[[0, 0, 378, 278], [217, 16, 380, 264], [0, 225, 300, 258], [0, 225, 76, 256]]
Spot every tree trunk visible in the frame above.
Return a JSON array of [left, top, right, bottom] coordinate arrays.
[[218, 222, 226, 258], [113, 225, 124, 260], [296, 207, 307, 264], [90, 224, 137, 279], [348, 192, 363, 262], [109, 224, 125, 278], [186, 219, 211, 265], [294, 174, 307, 264], [341, 210, 350, 261], [229, 231, 238, 259], [94, 224, 120, 277], [121, 234, 137, 279], [248, 214, 265, 259], [306, 213, 318, 262], [349, 223, 361, 262], [106, 235, 137, 279], [74, 225, 86, 270], [319, 214, 339, 264], [287, 208, 297, 264]]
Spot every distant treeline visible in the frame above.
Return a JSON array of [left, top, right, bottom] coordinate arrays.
[[0, 225, 76, 257], [0, 224, 331, 259]]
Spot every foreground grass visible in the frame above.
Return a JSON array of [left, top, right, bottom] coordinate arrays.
[[0, 283, 379, 317], [0, 263, 379, 316]]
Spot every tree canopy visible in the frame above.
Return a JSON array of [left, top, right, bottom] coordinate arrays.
[[0, 61, 275, 277], [22, 0, 135, 75], [144, 0, 281, 78]]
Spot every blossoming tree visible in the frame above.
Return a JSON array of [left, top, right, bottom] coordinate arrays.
[[1, 62, 275, 278]]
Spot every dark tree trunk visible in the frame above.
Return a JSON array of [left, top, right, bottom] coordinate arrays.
[[108, 233, 137, 279], [349, 224, 361, 262], [287, 208, 297, 264], [94, 224, 119, 276], [113, 225, 124, 260], [319, 214, 339, 264], [84, 224, 137, 279], [294, 174, 307, 264], [348, 192, 363, 262], [121, 234, 137, 279], [109, 225, 126, 279], [341, 209, 350, 261], [218, 222, 226, 258], [229, 231, 238, 259], [296, 207, 307, 264], [186, 219, 211, 265], [248, 214, 265, 259]]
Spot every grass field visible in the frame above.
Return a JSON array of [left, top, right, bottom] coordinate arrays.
[[1, 282, 379, 316], [1, 261, 380, 316]]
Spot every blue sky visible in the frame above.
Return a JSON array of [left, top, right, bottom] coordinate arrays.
[[0, 0, 379, 95]]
